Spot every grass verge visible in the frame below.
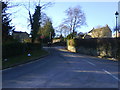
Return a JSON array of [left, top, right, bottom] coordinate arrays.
[[2, 49, 49, 69]]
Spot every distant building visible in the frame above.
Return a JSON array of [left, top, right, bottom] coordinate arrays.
[[113, 31, 120, 38], [52, 39, 61, 43], [88, 25, 112, 38], [77, 32, 84, 39], [13, 31, 30, 43], [77, 32, 92, 39], [83, 34, 92, 39]]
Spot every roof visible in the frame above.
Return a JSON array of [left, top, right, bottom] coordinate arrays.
[[13, 31, 29, 34], [88, 25, 112, 33]]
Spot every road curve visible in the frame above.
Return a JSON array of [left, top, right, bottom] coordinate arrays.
[[2, 46, 119, 88]]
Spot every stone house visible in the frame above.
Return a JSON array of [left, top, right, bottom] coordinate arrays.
[[88, 25, 112, 38], [13, 31, 30, 43]]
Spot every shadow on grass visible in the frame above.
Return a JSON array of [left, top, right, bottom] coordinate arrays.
[[2, 49, 49, 69]]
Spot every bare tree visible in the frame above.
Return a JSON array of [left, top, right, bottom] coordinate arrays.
[[95, 25, 102, 29], [23, 0, 54, 43], [58, 24, 69, 37], [55, 26, 63, 37], [63, 6, 86, 36]]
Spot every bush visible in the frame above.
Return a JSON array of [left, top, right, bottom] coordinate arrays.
[[67, 33, 76, 39]]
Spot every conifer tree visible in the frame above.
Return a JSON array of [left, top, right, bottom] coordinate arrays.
[[2, 1, 14, 42]]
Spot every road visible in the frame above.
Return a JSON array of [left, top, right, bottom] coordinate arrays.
[[2, 46, 120, 88]]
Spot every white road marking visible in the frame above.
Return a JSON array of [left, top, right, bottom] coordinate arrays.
[[103, 69, 120, 82], [86, 61, 96, 66]]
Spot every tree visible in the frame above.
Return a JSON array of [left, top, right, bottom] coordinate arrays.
[[38, 17, 55, 43], [26, 0, 53, 43], [2, 1, 15, 42], [30, 5, 41, 43], [63, 6, 86, 38], [58, 24, 69, 37], [66, 32, 77, 39]]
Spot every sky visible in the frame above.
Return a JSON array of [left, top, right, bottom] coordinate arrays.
[[43, 2, 118, 34], [7, 1, 119, 36]]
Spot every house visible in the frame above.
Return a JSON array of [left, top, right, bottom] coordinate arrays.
[[52, 38, 61, 43], [112, 31, 120, 38], [77, 32, 84, 39], [88, 25, 112, 38], [77, 32, 92, 39], [13, 31, 30, 43], [83, 34, 92, 39]]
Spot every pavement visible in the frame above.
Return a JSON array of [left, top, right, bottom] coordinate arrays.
[[2, 46, 120, 88]]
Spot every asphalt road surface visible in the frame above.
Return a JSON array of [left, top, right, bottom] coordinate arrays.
[[2, 46, 120, 88]]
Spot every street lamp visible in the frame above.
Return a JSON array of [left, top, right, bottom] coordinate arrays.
[[115, 11, 119, 59], [115, 11, 119, 38]]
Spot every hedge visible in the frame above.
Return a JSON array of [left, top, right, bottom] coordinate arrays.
[[67, 38, 120, 59], [2, 42, 42, 60]]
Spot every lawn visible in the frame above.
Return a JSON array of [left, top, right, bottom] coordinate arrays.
[[2, 49, 49, 69]]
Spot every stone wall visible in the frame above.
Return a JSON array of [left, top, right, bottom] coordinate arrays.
[[67, 45, 76, 52]]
